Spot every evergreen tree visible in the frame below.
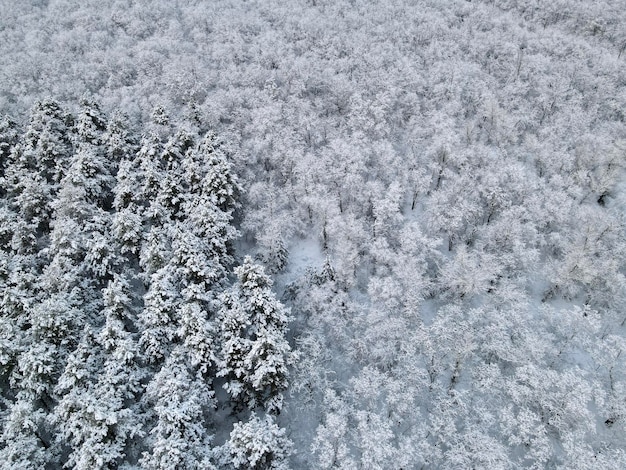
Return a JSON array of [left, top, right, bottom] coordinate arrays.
[[53, 277, 144, 469], [74, 96, 107, 146], [161, 130, 194, 173], [192, 132, 240, 213], [134, 132, 163, 218], [146, 130, 194, 227], [12, 293, 84, 405], [0, 115, 19, 197], [177, 300, 216, 375], [3, 144, 54, 253], [2, 293, 84, 468], [1, 100, 252, 468], [139, 127, 240, 366], [22, 99, 73, 187], [139, 347, 216, 470], [42, 165, 111, 318], [112, 154, 145, 259], [0, 398, 51, 470], [42, 102, 117, 316], [0, 251, 39, 378], [103, 111, 138, 166], [52, 327, 103, 469], [68, 140, 115, 212], [218, 257, 292, 413], [1, 100, 72, 241], [227, 413, 292, 470], [148, 105, 171, 141], [139, 263, 179, 364], [1, 101, 115, 467], [0, 115, 18, 160]]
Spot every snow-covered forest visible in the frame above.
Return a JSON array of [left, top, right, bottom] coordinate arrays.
[[1, 0, 625, 468]]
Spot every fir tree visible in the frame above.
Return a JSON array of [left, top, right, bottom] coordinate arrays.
[[0, 398, 52, 469], [21, 99, 73, 187], [218, 257, 292, 413], [0, 115, 19, 197], [3, 144, 54, 252], [103, 111, 138, 166], [193, 132, 240, 213], [139, 264, 179, 364], [1, 100, 72, 241], [2, 293, 84, 469], [134, 132, 163, 217], [227, 413, 292, 470], [74, 96, 107, 146], [52, 327, 103, 469], [140, 347, 216, 470], [52, 277, 144, 469]]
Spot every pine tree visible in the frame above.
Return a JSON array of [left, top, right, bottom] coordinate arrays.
[[103, 111, 138, 166], [148, 105, 171, 140], [1, 102, 252, 468], [0, 398, 52, 469], [2, 293, 84, 468], [139, 347, 216, 470], [42, 171, 110, 319], [52, 277, 144, 469], [134, 132, 163, 218], [42, 103, 117, 314], [161, 130, 194, 173], [169, 227, 224, 373], [0, 202, 13, 251], [12, 293, 84, 405], [67, 138, 115, 212], [22, 99, 73, 187], [112, 155, 145, 259], [177, 300, 216, 375], [193, 132, 240, 213], [52, 327, 103, 469], [139, 263, 179, 364], [183, 196, 238, 276], [0, 115, 18, 159], [0, 115, 19, 197], [74, 96, 107, 146], [180, 134, 241, 284], [139, 127, 240, 367], [107, 112, 144, 266], [3, 144, 54, 252], [0, 141, 48, 440], [228, 413, 292, 470], [218, 257, 292, 413], [148, 130, 194, 226], [0, 250, 39, 380], [1, 100, 72, 240]]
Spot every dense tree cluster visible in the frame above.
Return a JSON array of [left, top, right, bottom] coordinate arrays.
[[0, 99, 292, 469], [0, 0, 625, 468]]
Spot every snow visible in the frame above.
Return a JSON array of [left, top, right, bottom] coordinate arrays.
[[1, 0, 625, 467], [274, 236, 325, 294]]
